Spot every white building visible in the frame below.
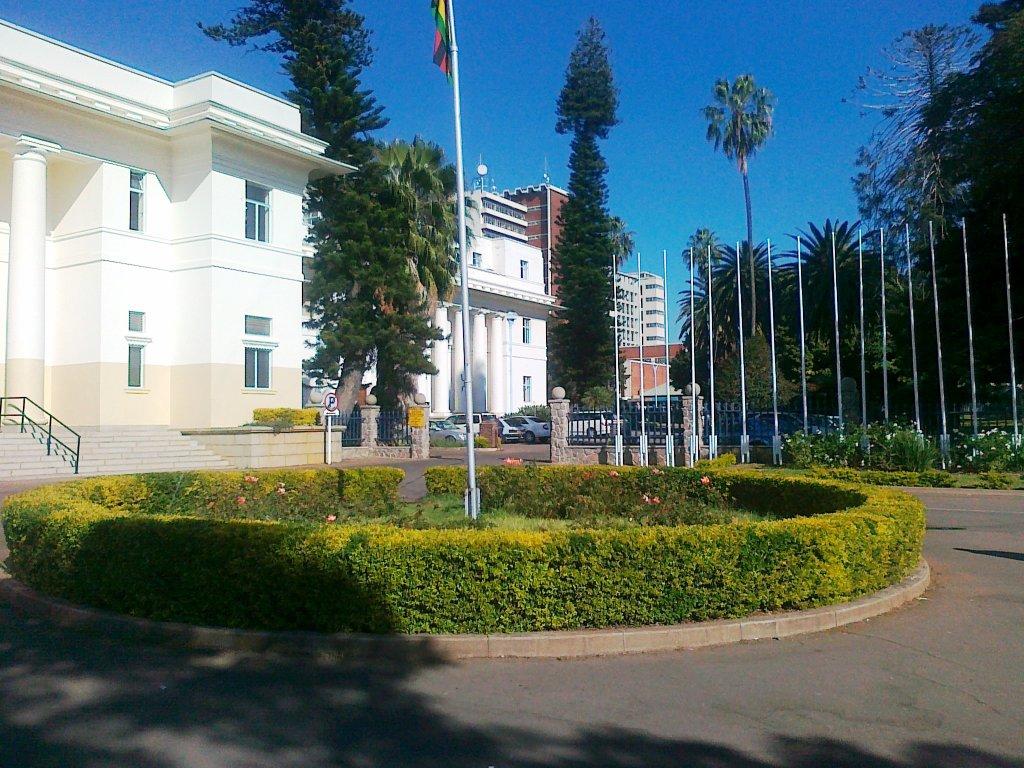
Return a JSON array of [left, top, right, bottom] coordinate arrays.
[[615, 270, 666, 348], [0, 20, 349, 429], [425, 189, 553, 416]]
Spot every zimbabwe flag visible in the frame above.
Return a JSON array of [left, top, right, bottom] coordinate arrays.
[[432, 0, 453, 80]]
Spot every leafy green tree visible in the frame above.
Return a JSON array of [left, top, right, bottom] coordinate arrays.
[[203, 1, 447, 413], [703, 75, 775, 335], [550, 17, 621, 401], [853, 24, 976, 234]]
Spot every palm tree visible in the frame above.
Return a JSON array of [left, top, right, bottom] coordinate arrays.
[[607, 215, 635, 267], [374, 137, 458, 321], [373, 137, 460, 404], [703, 75, 775, 335]]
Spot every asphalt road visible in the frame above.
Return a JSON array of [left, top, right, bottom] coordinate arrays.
[[1, 479, 1022, 767]]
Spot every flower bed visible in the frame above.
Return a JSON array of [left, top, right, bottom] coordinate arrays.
[[2, 467, 924, 635]]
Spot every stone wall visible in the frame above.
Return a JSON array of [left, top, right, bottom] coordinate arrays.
[[185, 426, 340, 469]]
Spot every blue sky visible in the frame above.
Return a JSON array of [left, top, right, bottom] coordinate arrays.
[[5, 1, 981, 337]]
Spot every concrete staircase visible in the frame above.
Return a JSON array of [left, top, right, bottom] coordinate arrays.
[[0, 426, 232, 480]]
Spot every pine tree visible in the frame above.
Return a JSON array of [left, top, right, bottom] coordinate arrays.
[[202, 1, 438, 411], [550, 18, 620, 401]]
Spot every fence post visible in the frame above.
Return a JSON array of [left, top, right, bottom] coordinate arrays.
[[681, 393, 705, 466], [549, 387, 570, 464], [410, 395, 430, 459], [360, 397, 380, 449]]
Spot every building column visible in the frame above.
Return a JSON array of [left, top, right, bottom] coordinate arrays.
[[487, 312, 506, 416], [431, 305, 452, 417], [5, 137, 59, 403], [471, 309, 488, 412], [450, 307, 464, 414]]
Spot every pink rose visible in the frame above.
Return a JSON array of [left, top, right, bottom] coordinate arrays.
[[326, 514, 337, 523], [609, 470, 620, 478], [651, 468, 662, 475], [236, 496, 246, 505], [701, 476, 711, 486]]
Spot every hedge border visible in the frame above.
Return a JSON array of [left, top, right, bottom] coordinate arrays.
[[0, 561, 930, 659], [2, 467, 925, 636]]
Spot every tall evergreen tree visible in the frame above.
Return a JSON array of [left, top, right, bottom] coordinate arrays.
[[551, 17, 620, 400], [202, 1, 438, 412]]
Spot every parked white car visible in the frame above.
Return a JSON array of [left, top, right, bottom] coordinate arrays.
[[502, 415, 551, 443]]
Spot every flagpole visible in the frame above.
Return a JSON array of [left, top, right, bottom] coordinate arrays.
[[905, 224, 922, 432], [962, 219, 978, 439], [797, 236, 809, 434], [1004, 214, 1020, 446], [446, 0, 478, 518], [686, 247, 695, 467], [611, 252, 623, 465], [707, 245, 717, 458], [929, 221, 949, 465], [831, 227, 843, 430], [736, 241, 749, 463], [767, 239, 781, 464], [637, 251, 648, 466], [666, 248, 677, 467], [880, 229, 890, 424], [858, 229, 867, 430]]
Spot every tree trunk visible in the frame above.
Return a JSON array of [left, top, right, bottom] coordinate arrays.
[[742, 170, 756, 336], [334, 362, 366, 416]]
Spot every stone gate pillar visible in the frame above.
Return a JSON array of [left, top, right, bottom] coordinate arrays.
[[549, 387, 570, 464]]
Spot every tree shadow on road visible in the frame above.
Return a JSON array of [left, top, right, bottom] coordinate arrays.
[[954, 547, 1024, 562], [1, 606, 1021, 768]]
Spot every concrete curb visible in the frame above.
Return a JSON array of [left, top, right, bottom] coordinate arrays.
[[0, 561, 929, 660]]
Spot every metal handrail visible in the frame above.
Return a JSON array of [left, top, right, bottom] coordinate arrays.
[[0, 396, 81, 473]]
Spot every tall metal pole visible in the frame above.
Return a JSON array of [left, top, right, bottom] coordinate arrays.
[[880, 228, 890, 423], [831, 228, 844, 430], [611, 252, 623, 465], [447, 0, 478, 518], [736, 241, 749, 462], [767, 239, 781, 464], [797, 236, 809, 433], [686, 248, 696, 467], [637, 252, 648, 466], [961, 220, 978, 438], [858, 229, 868, 430], [707, 245, 717, 458], [905, 224, 922, 431], [929, 221, 950, 464], [664, 249, 676, 467], [1004, 214, 1020, 446]]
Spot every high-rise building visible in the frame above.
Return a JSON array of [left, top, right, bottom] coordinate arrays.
[[615, 270, 667, 348], [503, 183, 567, 296]]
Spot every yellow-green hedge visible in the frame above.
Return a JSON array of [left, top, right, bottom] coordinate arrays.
[[252, 407, 321, 426], [2, 467, 924, 635]]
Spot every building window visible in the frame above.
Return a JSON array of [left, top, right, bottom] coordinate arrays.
[[471, 251, 482, 268], [129, 170, 145, 232], [127, 344, 144, 388], [244, 347, 272, 389], [244, 314, 272, 336], [245, 181, 271, 242], [128, 310, 146, 333], [522, 318, 532, 344], [520, 259, 529, 280], [522, 375, 533, 403]]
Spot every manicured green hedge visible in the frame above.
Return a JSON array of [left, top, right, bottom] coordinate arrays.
[[252, 407, 321, 427], [809, 466, 956, 488], [2, 467, 924, 635]]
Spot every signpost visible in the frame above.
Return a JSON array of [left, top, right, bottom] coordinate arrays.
[[323, 392, 340, 465]]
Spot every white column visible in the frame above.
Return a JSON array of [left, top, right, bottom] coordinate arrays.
[[431, 305, 452, 416], [487, 312, 506, 416], [450, 307, 464, 413], [471, 309, 488, 412], [5, 137, 58, 403]]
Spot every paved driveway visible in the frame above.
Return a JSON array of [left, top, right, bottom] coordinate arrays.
[[0, 482, 1022, 767]]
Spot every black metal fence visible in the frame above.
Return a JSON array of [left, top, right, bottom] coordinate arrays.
[[339, 406, 362, 447], [377, 409, 411, 447]]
